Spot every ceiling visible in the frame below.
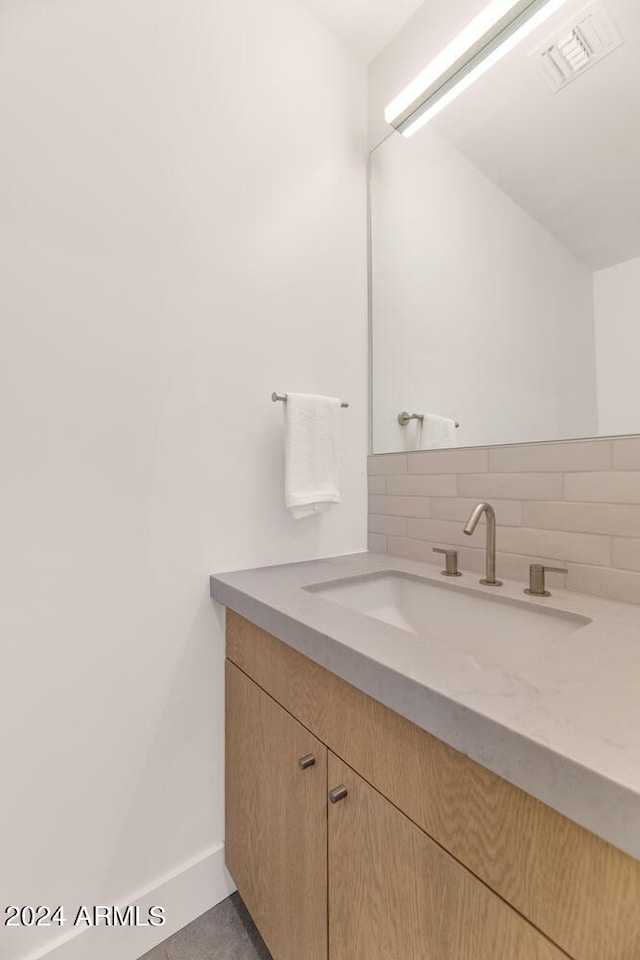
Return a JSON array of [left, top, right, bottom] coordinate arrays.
[[432, 0, 640, 270], [297, 0, 425, 62]]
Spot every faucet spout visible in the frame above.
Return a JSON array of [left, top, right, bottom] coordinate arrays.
[[463, 501, 490, 536], [463, 502, 502, 587]]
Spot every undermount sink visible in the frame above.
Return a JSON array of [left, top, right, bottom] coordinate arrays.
[[305, 571, 591, 660]]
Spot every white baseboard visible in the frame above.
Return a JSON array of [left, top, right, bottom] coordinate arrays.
[[21, 843, 236, 960]]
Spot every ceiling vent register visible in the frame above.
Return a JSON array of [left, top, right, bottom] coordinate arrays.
[[530, 0, 623, 91]]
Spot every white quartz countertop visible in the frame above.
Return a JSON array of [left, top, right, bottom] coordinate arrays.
[[210, 551, 640, 861]]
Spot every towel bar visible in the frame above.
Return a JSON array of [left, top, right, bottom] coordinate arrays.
[[272, 392, 349, 408], [398, 410, 459, 427]]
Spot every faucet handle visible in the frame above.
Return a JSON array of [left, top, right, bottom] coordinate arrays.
[[525, 563, 568, 597], [433, 547, 462, 577]]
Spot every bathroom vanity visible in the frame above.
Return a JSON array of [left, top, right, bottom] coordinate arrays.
[[211, 553, 640, 960]]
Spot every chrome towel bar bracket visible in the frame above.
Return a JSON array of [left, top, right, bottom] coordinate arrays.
[[398, 410, 459, 427], [272, 392, 349, 408]]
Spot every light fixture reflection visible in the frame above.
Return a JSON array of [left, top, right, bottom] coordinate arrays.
[[385, 0, 570, 137]]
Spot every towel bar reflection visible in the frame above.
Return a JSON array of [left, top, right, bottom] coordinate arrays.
[[272, 392, 349, 408], [398, 411, 459, 427]]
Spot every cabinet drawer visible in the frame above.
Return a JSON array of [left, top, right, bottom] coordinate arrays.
[[227, 609, 640, 960]]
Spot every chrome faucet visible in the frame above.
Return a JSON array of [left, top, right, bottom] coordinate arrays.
[[463, 502, 502, 587]]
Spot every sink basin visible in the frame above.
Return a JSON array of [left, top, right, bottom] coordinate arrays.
[[305, 571, 591, 660]]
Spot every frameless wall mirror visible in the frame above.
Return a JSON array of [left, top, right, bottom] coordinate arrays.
[[370, 0, 640, 453]]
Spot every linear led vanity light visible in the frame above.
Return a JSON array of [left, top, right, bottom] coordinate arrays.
[[385, 0, 570, 137]]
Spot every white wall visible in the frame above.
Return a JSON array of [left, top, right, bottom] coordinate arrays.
[[371, 129, 598, 453], [594, 255, 640, 435], [0, 2, 367, 959]]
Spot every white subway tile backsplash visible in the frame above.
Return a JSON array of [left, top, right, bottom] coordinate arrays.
[[567, 565, 640, 605], [368, 495, 431, 518], [455, 547, 563, 585], [367, 475, 386, 495], [369, 514, 408, 537], [489, 440, 611, 473], [612, 538, 640, 573], [407, 448, 489, 475], [386, 474, 456, 497], [564, 472, 640, 504], [408, 517, 475, 548], [386, 540, 488, 577], [452, 545, 487, 576], [458, 473, 563, 501], [498, 527, 609, 566], [386, 537, 440, 565], [368, 454, 407, 476], [491, 553, 568, 588], [368, 436, 640, 603], [367, 532, 387, 553], [522, 501, 640, 538], [458, 549, 568, 587], [612, 437, 640, 471], [431, 497, 522, 526]]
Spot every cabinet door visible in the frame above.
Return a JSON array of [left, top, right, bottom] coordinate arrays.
[[226, 660, 327, 960], [328, 754, 566, 960]]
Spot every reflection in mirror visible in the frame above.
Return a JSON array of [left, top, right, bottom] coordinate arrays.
[[370, 0, 640, 454]]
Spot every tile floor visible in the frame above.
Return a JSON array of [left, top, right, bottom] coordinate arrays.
[[140, 893, 273, 960]]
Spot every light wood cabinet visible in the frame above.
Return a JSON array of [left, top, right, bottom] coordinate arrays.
[[328, 754, 564, 960], [225, 661, 327, 960], [225, 611, 640, 960]]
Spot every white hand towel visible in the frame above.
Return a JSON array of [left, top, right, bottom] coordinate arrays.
[[285, 393, 341, 519], [423, 414, 458, 449]]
